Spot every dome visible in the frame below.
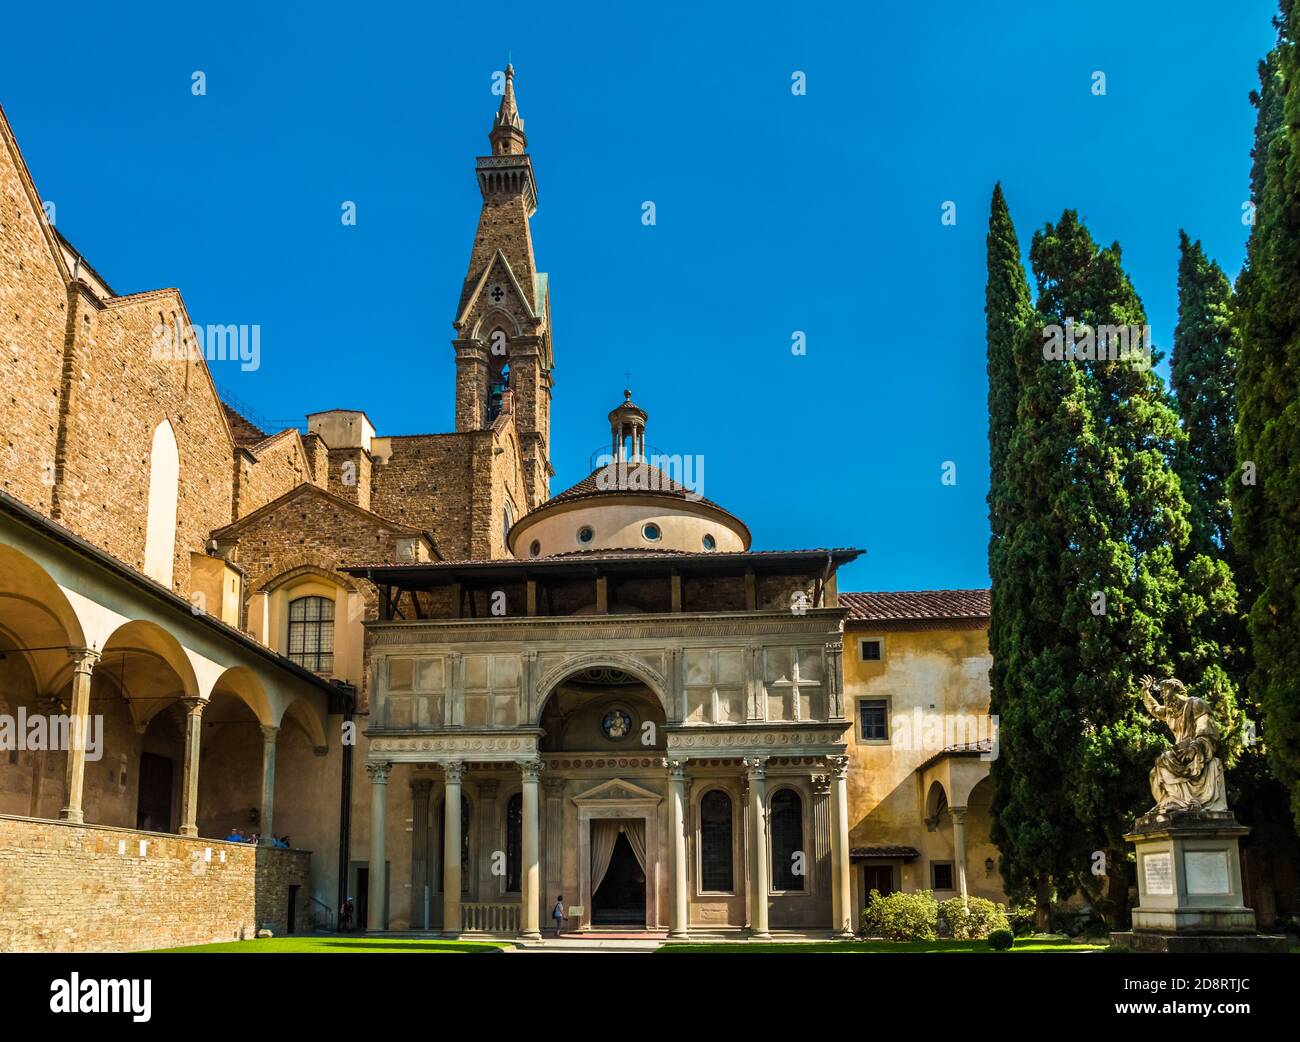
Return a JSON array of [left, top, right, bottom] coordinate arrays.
[[507, 395, 751, 559]]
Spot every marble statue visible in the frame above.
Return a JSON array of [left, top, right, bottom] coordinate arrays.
[[1139, 675, 1228, 815]]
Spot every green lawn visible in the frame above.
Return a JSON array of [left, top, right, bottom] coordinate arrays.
[[147, 936, 510, 954], [658, 935, 1107, 954]]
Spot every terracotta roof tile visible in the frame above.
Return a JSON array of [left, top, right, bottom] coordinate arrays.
[[839, 589, 991, 623]]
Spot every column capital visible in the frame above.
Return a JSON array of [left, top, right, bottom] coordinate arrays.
[[478, 778, 501, 798], [543, 776, 566, 797], [260, 723, 279, 744], [666, 758, 689, 781], [410, 777, 433, 797], [742, 756, 768, 780], [810, 773, 831, 796], [444, 760, 466, 783], [180, 696, 206, 717], [366, 760, 393, 785], [826, 755, 850, 780], [519, 759, 544, 782], [949, 805, 967, 824], [68, 646, 100, 675]]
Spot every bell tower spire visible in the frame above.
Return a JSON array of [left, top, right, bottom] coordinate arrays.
[[451, 63, 553, 510], [490, 63, 527, 156]]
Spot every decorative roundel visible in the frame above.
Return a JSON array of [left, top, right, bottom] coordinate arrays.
[[702, 533, 716, 550], [529, 539, 541, 558], [642, 522, 662, 542], [601, 708, 633, 741], [577, 526, 594, 544]]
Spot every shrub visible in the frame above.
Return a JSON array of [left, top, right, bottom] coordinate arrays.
[[1008, 903, 1037, 936], [860, 889, 939, 941], [987, 928, 1014, 951], [938, 896, 1011, 940]]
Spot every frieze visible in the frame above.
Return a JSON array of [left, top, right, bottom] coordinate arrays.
[[367, 733, 539, 761]]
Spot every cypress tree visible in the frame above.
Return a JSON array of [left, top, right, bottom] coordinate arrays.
[[983, 185, 1056, 925], [1234, 2, 1300, 828], [1173, 231, 1238, 556]]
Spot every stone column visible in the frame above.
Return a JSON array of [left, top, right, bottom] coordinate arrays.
[[519, 760, 543, 939], [543, 775, 565, 926], [667, 758, 690, 939], [178, 697, 206, 836], [258, 724, 279, 846], [59, 647, 100, 824], [951, 806, 969, 905], [410, 777, 433, 929], [366, 761, 392, 932], [743, 757, 770, 938], [477, 778, 500, 898], [442, 761, 465, 935], [828, 755, 853, 937]]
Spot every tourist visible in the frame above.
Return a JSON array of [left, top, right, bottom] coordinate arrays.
[[552, 895, 565, 935], [225, 827, 244, 842]]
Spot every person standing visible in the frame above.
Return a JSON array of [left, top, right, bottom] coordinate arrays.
[[551, 896, 565, 935]]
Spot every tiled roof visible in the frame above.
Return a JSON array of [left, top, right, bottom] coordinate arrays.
[[839, 589, 990, 623], [546, 463, 731, 516], [850, 845, 921, 861]]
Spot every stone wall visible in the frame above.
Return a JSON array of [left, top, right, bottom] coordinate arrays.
[[0, 815, 310, 952], [234, 431, 313, 518]]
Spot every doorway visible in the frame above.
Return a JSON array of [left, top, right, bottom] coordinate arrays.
[[136, 752, 173, 832], [592, 832, 646, 926], [862, 864, 897, 898]]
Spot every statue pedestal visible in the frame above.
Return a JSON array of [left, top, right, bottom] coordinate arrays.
[[1111, 810, 1286, 953]]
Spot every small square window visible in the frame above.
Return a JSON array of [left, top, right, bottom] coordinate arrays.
[[858, 698, 888, 742], [931, 861, 954, 891], [860, 638, 882, 661]]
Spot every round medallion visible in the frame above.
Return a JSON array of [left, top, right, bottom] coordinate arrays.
[[601, 708, 633, 741]]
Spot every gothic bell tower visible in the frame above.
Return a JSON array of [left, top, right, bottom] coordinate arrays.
[[452, 63, 553, 508]]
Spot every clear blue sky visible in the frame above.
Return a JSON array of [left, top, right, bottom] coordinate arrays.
[[1, 1, 1278, 592]]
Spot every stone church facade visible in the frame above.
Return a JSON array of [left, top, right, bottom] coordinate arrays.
[[0, 69, 1006, 949]]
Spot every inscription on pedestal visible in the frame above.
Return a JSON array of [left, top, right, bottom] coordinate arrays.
[[1185, 850, 1230, 895], [1143, 851, 1174, 896]]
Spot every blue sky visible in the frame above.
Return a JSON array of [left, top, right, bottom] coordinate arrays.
[[0, 1, 1278, 592]]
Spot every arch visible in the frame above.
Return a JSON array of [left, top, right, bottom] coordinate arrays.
[[924, 779, 949, 821], [143, 419, 180, 586], [256, 562, 358, 595], [534, 653, 670, 720], [98, 619, 200, 729], [209, 665, 276, 727], [0, 543, 87, 696], [470, 307, 522, 341], [279, 695, 329, 752]]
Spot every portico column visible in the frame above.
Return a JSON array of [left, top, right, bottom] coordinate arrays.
[[178, 697, 206, 836], [442, 761, 465, 935], [828, 755, 853, 938], [59, 647, 100, 824], [743, 756, 770, 939], [366, 761, 392, 931], [951, 806, 969, 905], [258, 725, 279, 846], [667, 758, 690, 939], [519, 759, 543, 940]]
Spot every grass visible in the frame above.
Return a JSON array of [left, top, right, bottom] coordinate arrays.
[[658, 935, 1108, 954], [146, 936, 511, 954]]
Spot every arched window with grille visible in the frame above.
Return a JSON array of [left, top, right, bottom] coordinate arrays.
[[505, 793, 523, 892], [769, 788, 805, 891], [699, 789, 734, 892], [288, 595, 334, 673]]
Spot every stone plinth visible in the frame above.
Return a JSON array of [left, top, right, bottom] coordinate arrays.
[[1114, 809, 1286, 954]]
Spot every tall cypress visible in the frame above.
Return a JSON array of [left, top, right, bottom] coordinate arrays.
[[1173, 232, 1238, 556], [1234, 2, 1300, 828], [983, 185, 1054, 924]]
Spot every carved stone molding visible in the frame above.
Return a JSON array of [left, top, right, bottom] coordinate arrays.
[[366, 733, 540, 763]]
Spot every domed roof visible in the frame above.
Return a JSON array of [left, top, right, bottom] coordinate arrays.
[[547, 461, 732, 516]]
